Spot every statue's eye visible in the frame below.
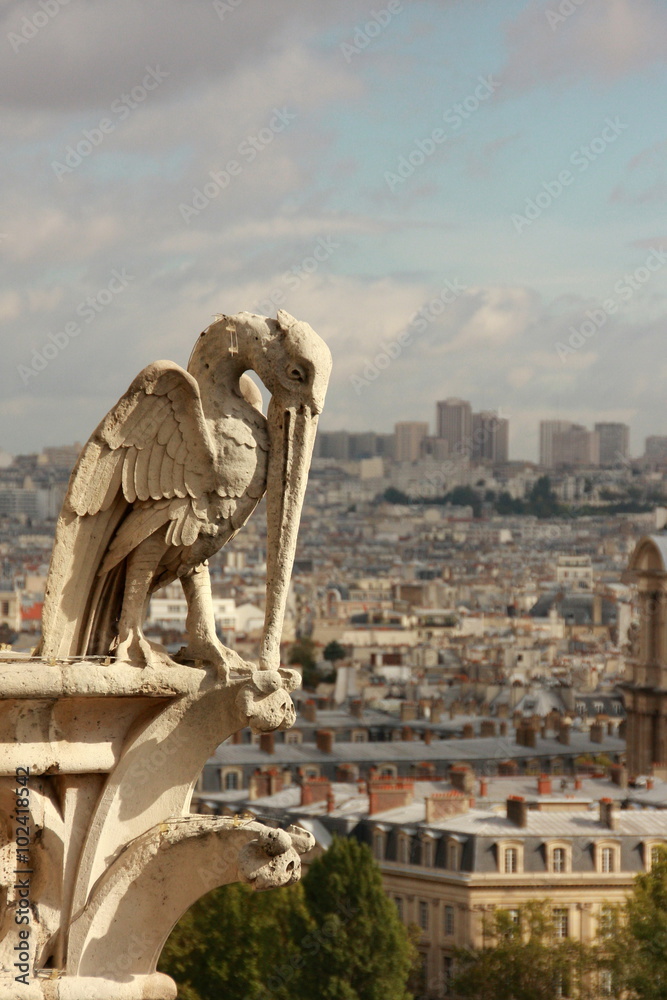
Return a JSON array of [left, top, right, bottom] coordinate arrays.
[[287, 364, 306, 383]]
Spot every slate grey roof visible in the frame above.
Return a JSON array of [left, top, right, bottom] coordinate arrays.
[[208, 732, 625, 767]]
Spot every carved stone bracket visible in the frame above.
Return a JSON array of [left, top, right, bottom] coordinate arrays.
[[0, 656, 310, 999]]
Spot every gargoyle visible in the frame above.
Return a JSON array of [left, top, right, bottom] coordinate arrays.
[[38, 310, 331, 677]]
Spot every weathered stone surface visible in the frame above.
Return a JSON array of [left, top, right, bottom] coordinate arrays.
[[0, 312, 330, 998]]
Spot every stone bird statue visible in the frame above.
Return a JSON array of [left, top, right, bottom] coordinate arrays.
[[38, 310, 332, 677]]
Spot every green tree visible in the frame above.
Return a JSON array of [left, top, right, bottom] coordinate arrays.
[[612, 845, 667, 999], [288, 638, 319, 689], [323, 640, 346, 664], [527, 476, 560, 518], [292, 836, 415, 1000], [159, 880, 307, 1000], [451, 901, 599, 1000]]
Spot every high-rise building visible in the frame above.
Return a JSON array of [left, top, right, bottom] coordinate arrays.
[[539, 421, 573, 468], [552, 425, 599, 468], [394, 422, 429, 463], [645, 436, 667, 465], [472, 411, 509, 464], [595, 423, 629, 467], [436, 399, 472, 457]]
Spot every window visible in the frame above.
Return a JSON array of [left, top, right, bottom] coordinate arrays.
[[444, 905, 455, 936], [598, 906, 615, 939], [303, 766, 319, 778], [601, 847, 614, 873], [285, 731, 302, 744], [443, 956, 453, 994], [398, 835, 411, 864], [373, 831, 385, 860], [418, 900, 429, 931], [650, 844, 665, 869], [599, 968, 614, 996], [507, 909, 520, 927], [594, 701, 604, 714], [448, 842, 459, 871], [553, 908, 569, 939], [504, 847, 518, 873], [552, 847, 566, 873], [422, 838, 434, 867], [1, 600, 9, 616], [351, 731, 367, 743], [380, 765, 397, 777], [395, 896, 404, 921], [224, 771, 239, 790]]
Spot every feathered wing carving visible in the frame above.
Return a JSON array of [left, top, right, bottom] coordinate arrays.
[[39, 362, 216, 660]]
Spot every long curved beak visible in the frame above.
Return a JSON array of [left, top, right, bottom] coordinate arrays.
[[260, 397, 319, 671]]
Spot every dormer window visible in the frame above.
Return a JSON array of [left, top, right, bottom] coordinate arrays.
[[504, 847, 518, 873], [595, 841, 620, 874], [547, 841, 571, 874], [497, 840, 524, 874]]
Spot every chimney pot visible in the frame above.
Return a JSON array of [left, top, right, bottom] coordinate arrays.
[[260, 732, 275, 755], [506, 795, 528, 827], [316, 729, 334, 754]]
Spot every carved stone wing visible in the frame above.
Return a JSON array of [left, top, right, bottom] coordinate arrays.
[[69, 361, 216, 515], [39, 362, 215, 659]]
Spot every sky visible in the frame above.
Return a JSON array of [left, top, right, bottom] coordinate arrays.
[[2, 0, 667, 462]]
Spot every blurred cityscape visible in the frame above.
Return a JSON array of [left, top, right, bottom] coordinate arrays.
[[3, 401, 667, 997]]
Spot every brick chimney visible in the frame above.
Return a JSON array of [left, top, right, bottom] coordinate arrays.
[[400, 701, 417, 722], [423, 729, 432, 745], [610, 764, 627, 788], [558, 719, 572, 746], [301, 776, 331, 807], [260, 732, 275, 755], [425, 790, 469, 823], [480, 720, 496, 738], [462, 723, 475, 739], [327, 789, 336, 813], [350, 699, 364, 719], [590, 722, 604, 743], [574, 777, 583, 790], [249, 769, 270, 800], [507, 795, 528, 828], [521, 725, 537, 748], [449, 764, 475, 794], [599, 797, 618, 831], [430, 700, 444, 724], [401, 726, 414, 742], [316, 729, 334, 754], [499, 720, 508, 737], [368, 779, 414, 816], [303, 699, 317, 723], [479, 777, 488, 797], [537, 774, 552, 796]]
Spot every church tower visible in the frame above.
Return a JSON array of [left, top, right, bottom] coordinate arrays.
[[622, 535, 667, 776]]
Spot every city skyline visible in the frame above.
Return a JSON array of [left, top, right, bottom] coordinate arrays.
[[2, 1, 667, 463]]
